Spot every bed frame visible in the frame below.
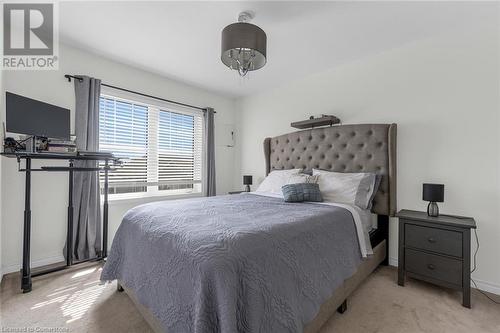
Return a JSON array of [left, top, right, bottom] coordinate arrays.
[[121, 123, 397, 333], [264, 123, 397, 331]]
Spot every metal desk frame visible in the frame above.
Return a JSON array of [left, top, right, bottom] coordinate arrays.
[[1, 152, 120, 293]]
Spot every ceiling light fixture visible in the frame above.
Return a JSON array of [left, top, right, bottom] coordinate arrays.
[[221, 11, 267, 77]]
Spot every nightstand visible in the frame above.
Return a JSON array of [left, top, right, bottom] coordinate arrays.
[[397, 209, 476, 308]]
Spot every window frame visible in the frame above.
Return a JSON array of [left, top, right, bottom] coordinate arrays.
[[99, 87, 205, 201]]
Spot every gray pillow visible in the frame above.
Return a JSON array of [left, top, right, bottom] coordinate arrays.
[[353, 173, 378, 210], [281, 183, 323, 203]]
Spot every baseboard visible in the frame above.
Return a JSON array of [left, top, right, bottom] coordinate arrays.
[[389, 256, 398, 267], [388, 256, 500, 295], [472, 278, 500, 296], [2, 255, 65, 276]]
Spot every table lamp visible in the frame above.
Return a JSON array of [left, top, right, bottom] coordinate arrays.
[[423, 183, 444, 217], [243, 175, 252, 192]]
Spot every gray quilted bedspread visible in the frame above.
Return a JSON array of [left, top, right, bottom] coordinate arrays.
[[101, 193, 362, 333]]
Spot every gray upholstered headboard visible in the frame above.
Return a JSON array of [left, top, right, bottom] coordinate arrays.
[[264, 124, 397, 216]]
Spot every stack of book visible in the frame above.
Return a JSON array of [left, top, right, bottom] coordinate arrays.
[[47, 139, 77, 153]]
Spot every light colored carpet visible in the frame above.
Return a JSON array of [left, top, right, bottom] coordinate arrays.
[[1, 263, 499, 333]]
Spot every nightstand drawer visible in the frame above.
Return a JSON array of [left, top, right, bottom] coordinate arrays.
[[405, 223, 462, 257], [405, 248, 462, 286]]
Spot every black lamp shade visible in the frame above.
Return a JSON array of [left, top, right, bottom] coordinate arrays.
[[221, 22, 267, 71], [243, 175, 253, 185], [423, 183, 444, 202]]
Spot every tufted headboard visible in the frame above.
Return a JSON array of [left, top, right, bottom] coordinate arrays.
[[264, 124, 397, 216]]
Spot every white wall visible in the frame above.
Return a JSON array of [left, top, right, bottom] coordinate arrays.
[[1, 44, 236, 273], [234, 22, 500, 293]]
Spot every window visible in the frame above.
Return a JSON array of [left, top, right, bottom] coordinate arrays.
[[99, 93, 203, 198]]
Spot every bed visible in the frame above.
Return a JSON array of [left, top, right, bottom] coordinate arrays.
[[101, 123, 397, 333]]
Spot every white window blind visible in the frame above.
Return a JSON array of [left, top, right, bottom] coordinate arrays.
[[157, 109, 203, 191], [99, 94, 203, 197]]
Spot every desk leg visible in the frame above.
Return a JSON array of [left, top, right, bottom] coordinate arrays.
[[66, 161, 74, 266], [102, 160, 109, 258], [21, 158, 32, 293]]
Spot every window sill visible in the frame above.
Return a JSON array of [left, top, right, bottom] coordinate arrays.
[[104, 191, 203, 205]]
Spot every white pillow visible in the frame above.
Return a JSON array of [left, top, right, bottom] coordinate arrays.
[[313, 169, 378, 209], [256, 169, 302, 194]]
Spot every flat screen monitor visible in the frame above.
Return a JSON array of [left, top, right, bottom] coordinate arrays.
[[6, 92, 70, 140]]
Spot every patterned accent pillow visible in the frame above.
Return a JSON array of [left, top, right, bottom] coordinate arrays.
[[281, 183, 323, 203], [287, 173, 319, 185]]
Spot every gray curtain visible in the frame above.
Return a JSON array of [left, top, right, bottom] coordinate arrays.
[[64, 76, 102, 261], [203, 107, 216, 196]]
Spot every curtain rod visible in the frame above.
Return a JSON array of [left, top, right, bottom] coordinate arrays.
[[64, 74, 214, 113]]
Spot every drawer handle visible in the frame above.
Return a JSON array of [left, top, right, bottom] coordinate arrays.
[[427, 264, 436, 270], [427, 237, 436, 243]]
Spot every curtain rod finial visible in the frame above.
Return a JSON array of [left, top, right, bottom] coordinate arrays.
[[64, 74, 84, 82]]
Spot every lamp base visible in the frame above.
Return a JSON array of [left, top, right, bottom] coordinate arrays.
[[427, 202, 439, 217]]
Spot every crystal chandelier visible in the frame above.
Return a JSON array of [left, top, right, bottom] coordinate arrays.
[[221, 11, 267, 77]]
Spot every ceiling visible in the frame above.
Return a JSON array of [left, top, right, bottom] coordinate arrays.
[[59, 1, 494, 98]]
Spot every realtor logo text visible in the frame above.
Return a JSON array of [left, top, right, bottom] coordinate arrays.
[[2, 2, 59, 70]]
